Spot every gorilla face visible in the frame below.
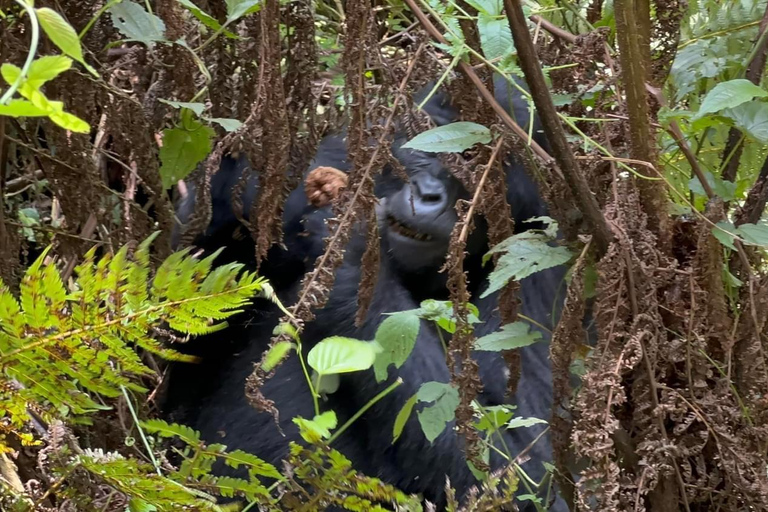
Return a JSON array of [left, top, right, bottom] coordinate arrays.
[[376, 145, 486, 273]]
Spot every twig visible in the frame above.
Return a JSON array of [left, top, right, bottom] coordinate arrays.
[[291, 43, 426, 317], [457, 138, 505, 245], [529, 15, 577, 44], [4, 169, 45, 194]]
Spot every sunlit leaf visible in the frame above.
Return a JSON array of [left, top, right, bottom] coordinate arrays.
[[307, 336, 381, 376]]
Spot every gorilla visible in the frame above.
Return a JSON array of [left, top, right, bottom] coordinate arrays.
[[163, 75, 569, 511]]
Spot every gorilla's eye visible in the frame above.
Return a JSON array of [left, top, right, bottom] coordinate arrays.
[[387, 215, 433, 242]]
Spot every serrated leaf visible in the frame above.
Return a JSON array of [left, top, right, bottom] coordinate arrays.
[[474, 322, 542, 351], [140, 419, 201, 444], [159, 121, 215, 188], [712, 222, 737, 250], [205, 117, 243, 132], [402, 122, 492, 153], [416, 382, 459, 443], [373, 313, 420, 382], [35, 8, 96, 76], [159, 99, 206, 116], [226, 0, 262, 21], [393, 393, 418, 443], [506, 416, 548, 429], [224, 449, 283, 480], [465, 0, 503, 15], [307, 336, 381, 376], [262, 341, 293, 372], [110, 1, 166, 45], [478, 14, 514, 61], [696, 79, 768, 118], [737, 223, 768, 247], [26, 55, 72, 88], [482, 235, 572, 298], [293, 412, 337, 443]]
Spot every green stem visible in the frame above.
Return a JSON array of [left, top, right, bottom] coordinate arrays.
[[417, 52, 462, 111], [79, 0, 122, 39], [195, 20, 234, 53], [1, 0, 40, 105], [120, 385, 161, 475], [296, 341, 320, 417], [328, 378, 403, 445]]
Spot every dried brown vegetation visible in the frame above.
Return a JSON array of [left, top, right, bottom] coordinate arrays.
[[2, 0, 768, 511]]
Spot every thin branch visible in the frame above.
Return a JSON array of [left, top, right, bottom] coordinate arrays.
[[402, 0, 553, 164], [503, 0, 611, 256]]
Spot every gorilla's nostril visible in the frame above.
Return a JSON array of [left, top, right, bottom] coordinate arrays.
[[413, 174, 447, 206]]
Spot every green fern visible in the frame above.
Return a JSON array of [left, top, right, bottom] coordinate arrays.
[[0, 233, 267, 452]]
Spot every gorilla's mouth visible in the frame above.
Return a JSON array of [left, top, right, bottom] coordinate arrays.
[[387, 214, 434, 242]]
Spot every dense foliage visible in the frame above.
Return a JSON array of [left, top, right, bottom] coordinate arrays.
[[2, 0, 768, 511]]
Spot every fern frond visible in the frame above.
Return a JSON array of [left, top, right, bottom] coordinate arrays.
[[0, 235, 267, 451]]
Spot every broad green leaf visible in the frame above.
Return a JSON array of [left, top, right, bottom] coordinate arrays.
[[262, 341, 293, 372], [307, 336, 381, 376], [226, 0, 262, 22], [373, 313, 420, 382], [474, 322, 542, 351], [478, 14, 513, 61], [177, 0, 237, 37], [696, 79, 768, 118], [737, 223, 768, 247], [35, 8, 96, 75], [206, 117, 244, 132], [506, 416, 548, 429], [110, 1, 167, 45], [722, 101, 768, 144], [475, 405, 514, 432], [712, 222, 737, 251], [0, 99, 48, 117], [416, 382, 459, 443], [688, 170, 737, 201], [393, 393, 418, 443], [159, 99, 206, 116], [27, 55, 72, 88], [159, 121, 215, 188], [482, 234, 572, 298], [402, 122, 492, 153]]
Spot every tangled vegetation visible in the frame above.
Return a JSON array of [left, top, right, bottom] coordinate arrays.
[[2, 0, 768, 511]]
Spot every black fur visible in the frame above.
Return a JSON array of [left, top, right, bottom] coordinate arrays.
[[164, 76, 568, 510]]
